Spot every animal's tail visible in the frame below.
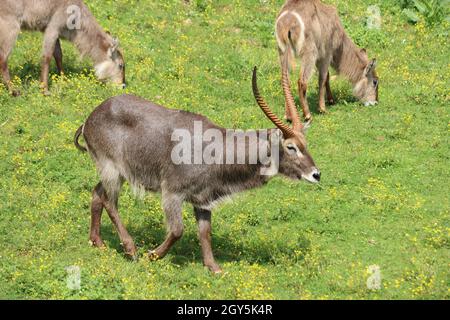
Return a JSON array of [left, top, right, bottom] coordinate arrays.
[[74, 124, 87, 152], [276, 11, 304, 72], [282, 30, 296, 75]]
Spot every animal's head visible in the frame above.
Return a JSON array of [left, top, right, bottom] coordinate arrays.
[[95, 36, 126, 88], [252, 67, 320, 184], [354, 49, 379, 106]]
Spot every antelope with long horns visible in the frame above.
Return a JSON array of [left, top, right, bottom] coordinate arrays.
[[0, 0, 125, 96], [276, 0, 379, 122], [74, 67, 320, 273]]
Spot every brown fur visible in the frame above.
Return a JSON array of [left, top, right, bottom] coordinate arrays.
[[276, 0, 379, 120], [0, 0, 125, 95]]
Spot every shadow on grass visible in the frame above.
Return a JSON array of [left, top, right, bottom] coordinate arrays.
[[291, 90, 358, 118], [11, 61, 91, 86], [99, 216, 311, 266]]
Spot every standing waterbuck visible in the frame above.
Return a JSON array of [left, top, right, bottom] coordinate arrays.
[[0, 0, 125, 95], [276, 0, 379, 122], [74, 67, 320, 273]]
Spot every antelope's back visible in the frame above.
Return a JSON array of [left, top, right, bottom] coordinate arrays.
[[82, 94, 219, 171]]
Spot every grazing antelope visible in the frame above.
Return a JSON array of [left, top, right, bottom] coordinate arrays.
[[276, 0, 379, 122], [0, 0, 125, 96], [74, 67, 320, 273]]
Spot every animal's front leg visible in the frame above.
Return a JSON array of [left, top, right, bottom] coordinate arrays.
[[194, 207, 222, 273], [149, 191, 184, 260]]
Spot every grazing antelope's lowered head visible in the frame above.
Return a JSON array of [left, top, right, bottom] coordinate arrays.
[[95, 35, 126, 88], [252, 67, 320, 184], [353, 49, 379, 106]]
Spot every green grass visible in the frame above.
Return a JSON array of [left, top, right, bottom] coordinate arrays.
[[0, 0, 448, 299]]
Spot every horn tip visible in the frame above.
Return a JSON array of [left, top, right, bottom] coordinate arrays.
[[252, 67, 258, 89]]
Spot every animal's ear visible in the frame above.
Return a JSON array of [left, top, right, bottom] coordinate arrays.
[[107, 37, 120, 58], [364, 59, 377, 76], [111, 37, 119, 51], [285, 143, 299, 155], [360, 48, 367, 57]]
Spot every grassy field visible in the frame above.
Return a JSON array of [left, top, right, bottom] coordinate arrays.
[[0, 0, 448, 299]]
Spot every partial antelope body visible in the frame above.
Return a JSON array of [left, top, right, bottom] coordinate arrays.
[[74, 68, 320, 273], [0, 0, 125, 96], [276, 0, 379, 121]]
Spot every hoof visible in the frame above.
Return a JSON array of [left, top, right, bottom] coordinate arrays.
[[122, 241, 137, 258], [127, 253, 139, 262], [319, 108, 328, 114], [10, 90, 21, 97], [327, 99, 335, 105], [148, 250, 160, 261], [42, 90, 51, 96], [303, 118, 312, 129], [304, 114, 312, 122], [206, 263, 223, 274], [89, 238, 105, 248]]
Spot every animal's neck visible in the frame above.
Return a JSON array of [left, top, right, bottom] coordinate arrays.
[[333, 35, 366, 85], [73, 19, 109, 65], [217, 129, 277, 192]]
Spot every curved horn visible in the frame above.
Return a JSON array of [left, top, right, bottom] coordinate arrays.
[[252, 67, 295, 138], [281, 56, 303, 132]]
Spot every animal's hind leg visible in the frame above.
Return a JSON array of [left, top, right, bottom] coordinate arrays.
[[0, 18, 20, 96], [89, 183, 105, 248], [53, 39, 63, 75], [149, 190, 184, 260], [100, 174, 137, 259]]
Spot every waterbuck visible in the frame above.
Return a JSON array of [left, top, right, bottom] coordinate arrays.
[[74, 67, 320, 273], [276, 0, 379, 122], [0, 0, 125, 96]]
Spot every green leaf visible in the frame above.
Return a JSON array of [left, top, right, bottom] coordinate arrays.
[[413, 0, 427, 13], [403, 8, 421, 22]]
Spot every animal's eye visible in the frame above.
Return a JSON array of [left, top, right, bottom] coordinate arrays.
[[287, 145, 297, 152], [373, 79, 379, 87], [119, 64, 124, 69]]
